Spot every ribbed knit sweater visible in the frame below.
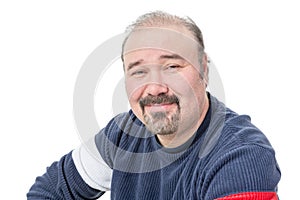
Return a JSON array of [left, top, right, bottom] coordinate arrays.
[[27, 94, 281, 199]]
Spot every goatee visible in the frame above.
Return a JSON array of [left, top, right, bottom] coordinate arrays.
[[139, 94, 180, 135]]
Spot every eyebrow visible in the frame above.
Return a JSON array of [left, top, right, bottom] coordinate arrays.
[[159, 54, 185, 60], [126, 54, 185, 71], [127, 59, 143, 71]]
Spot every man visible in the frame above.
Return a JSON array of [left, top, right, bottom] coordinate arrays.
[[27, 11, 281, 199]]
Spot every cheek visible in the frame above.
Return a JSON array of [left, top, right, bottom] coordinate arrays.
[[167, 73, 198, 95], [126, 79, 143, 102], [169, 73, 205, 107], [125, 79, 145, 115]]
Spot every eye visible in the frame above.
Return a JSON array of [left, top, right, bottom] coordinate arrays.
[[130, 69, 147, 77], [164, 64, 182, 72], [169, 65, 180, 68]]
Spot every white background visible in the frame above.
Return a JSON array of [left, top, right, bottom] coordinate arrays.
[[1, 0, 299, 199]]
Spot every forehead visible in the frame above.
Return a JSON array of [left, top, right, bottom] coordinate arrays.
[[123, 27, 200, 66]]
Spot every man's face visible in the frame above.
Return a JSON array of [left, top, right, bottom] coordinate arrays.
[[123, 27, 208, 136]]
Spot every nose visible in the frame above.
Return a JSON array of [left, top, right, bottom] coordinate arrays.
[[144, 73, 169, 96], [144, 82, 169, 96]]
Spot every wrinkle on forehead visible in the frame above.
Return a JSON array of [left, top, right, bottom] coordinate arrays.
[[123, 27, 202, 69]]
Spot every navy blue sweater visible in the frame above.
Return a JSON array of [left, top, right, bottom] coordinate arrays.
[[27, 95, 281, 199]]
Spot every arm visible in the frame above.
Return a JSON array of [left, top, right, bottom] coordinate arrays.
[[202, 144, 281, 200], [27, 137, 112, 199]]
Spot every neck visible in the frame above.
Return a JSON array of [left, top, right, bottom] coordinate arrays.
[[157, 95, 209, 148]]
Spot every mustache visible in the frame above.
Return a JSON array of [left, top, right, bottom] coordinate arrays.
[[139, 94, 179, 108]]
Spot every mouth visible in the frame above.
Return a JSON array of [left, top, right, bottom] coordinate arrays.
[[139, 94, 180, 114], [144, 103, 177, 112]]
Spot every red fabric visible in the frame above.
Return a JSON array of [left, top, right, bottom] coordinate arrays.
[[216, 192, 278, 200]]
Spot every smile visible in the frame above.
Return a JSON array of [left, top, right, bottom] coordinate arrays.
[[144, 103, 177, 112]]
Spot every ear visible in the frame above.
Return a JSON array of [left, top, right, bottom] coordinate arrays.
[[201, 52, 209, 86]]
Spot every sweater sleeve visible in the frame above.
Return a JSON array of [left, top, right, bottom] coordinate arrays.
[[202, 144, 281, 200], [27, 151, 105, 200]]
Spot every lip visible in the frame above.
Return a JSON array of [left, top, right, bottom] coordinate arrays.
[[144, 103, 176, 112]]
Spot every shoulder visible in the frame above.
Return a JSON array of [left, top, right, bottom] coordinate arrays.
[[199, 96, 281, 199], [222, 107, 273, 151], [203, 99, 278, 170], [202, 95, 275, 159]]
